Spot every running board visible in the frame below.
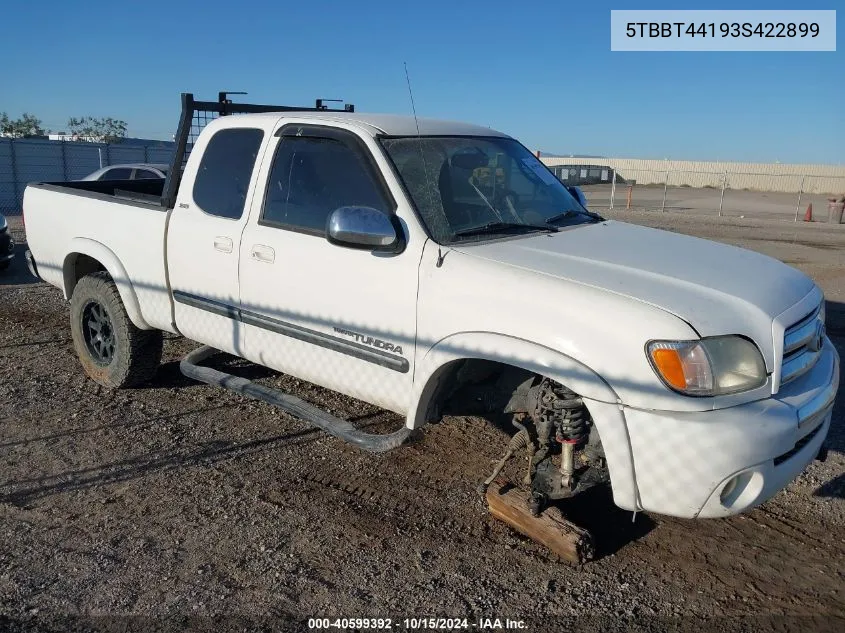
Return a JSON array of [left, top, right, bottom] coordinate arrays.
[[180, 346, 413, 453]]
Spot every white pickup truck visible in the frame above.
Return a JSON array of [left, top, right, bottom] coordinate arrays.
[[24, 94, 837, 526]]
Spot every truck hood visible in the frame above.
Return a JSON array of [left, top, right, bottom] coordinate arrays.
[[453, 220, 814, 365]]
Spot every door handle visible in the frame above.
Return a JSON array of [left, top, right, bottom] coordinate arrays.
[[251, 244, 275, 263], [213, 236, 233, 253]]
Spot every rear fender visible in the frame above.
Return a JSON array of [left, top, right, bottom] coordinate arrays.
[[62, 238, 150, 329]]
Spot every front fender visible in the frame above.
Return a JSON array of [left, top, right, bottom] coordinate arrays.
[[63, 238, 150, 330], [406, 331, 641, 510]]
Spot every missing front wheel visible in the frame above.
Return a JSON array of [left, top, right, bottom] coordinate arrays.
[[479, 377, 609, 504]]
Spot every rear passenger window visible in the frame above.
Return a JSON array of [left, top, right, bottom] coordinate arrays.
[[193, 128, 264, 219], [261, 134, 389, 234]]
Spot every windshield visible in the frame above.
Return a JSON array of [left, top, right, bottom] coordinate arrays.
[[381, 136, 598, 244]]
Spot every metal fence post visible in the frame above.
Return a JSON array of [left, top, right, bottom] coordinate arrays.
[[98, 147, 103, 169], [9, 139, 21, 214], [718, 171, 727, 216], [661, 169, 669, 212], [61, 141, 68, 180], [794, 175, 806, 222], [609, 171, 616, 210]]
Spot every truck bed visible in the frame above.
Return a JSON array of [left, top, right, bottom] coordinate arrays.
[[24, 180, 175, 333], [41, 178, 167, 206]]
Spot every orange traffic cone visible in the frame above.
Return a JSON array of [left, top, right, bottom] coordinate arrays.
[[804, 203, 813, 222]]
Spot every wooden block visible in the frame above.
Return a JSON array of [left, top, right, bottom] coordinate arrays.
[[486, 480, 595, 564]]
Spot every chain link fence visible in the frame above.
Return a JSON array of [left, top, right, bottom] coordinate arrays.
[[4, 136, 845, 224], [576, 168, 845, 223], [0, 138, 175, 215]]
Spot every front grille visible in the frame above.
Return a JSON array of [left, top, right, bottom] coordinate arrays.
[[773, 422, 824, 466], [781, 304, 823, 386]]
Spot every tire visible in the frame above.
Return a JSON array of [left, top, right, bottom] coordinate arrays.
[[70, 272, 162, 388]]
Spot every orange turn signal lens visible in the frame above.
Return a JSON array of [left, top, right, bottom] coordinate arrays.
[[648, 337, 763, 396], [650, 348, 687, 390]]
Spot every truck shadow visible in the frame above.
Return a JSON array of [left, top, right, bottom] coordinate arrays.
[[559, 485, 656, 559], [0, 240, 39, 287], [144, 352, 276, 390], [812, 301, 844, 499], [0, 336, 71, 349], [819, 303, 844, 456], [0, 423, 326, 507], [814, 472, 845, 499], [0, 407, 393, 508], [827, 299, 845, 339], [0, 404, 237, 451]]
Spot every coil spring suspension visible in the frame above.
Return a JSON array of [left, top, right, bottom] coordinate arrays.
[[534, 379, 589, 445], [531, 378, 592, 498]]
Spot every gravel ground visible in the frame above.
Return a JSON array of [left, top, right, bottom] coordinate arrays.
[[1, 213, 844, 632]]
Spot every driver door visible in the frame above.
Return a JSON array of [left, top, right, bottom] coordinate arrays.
[[238, 122, 422, 414]]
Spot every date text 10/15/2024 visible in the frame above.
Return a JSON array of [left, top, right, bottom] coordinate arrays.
[[308, 617, 528, 630]]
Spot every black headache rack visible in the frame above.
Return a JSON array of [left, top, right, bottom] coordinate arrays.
[[161, 92, 355, 209]]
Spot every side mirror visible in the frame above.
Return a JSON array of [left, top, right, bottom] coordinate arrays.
[[566, 185, 588, 209], [326, 206, 402, 252]]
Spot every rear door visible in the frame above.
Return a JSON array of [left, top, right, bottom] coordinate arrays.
[[167, 122, 267, 356]]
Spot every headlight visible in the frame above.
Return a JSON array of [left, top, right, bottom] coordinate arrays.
[[647, 335, 766, 396]]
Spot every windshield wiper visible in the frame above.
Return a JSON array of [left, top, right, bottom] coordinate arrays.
[[545, 210, 579, 224], [545, 209, 603, 225], [452, 222, 557, 239]]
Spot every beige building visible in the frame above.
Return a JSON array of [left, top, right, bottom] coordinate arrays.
[[538, 156, 845, 195]]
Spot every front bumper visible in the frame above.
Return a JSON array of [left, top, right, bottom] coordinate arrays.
[[623, 337, 838, 518]]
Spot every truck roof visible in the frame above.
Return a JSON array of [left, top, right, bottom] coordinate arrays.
[[226, 111, 510, 138]]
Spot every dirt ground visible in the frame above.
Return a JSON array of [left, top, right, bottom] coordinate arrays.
[[1, 213, 844, 632]]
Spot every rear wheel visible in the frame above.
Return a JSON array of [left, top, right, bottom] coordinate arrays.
[[70, 272, 162, 387]]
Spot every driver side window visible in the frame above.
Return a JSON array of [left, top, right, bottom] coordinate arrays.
[[261, 134, 390, 235]]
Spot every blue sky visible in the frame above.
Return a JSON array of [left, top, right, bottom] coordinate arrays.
[[1, 0, 842, 163]]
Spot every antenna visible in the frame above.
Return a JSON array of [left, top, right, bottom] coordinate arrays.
[[404, 62, 446, 266], [404, 62, 422, 139]]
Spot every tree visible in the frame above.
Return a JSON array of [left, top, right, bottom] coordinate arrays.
[[0, 112, 47, 137], [67, 116, 128, 143]]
